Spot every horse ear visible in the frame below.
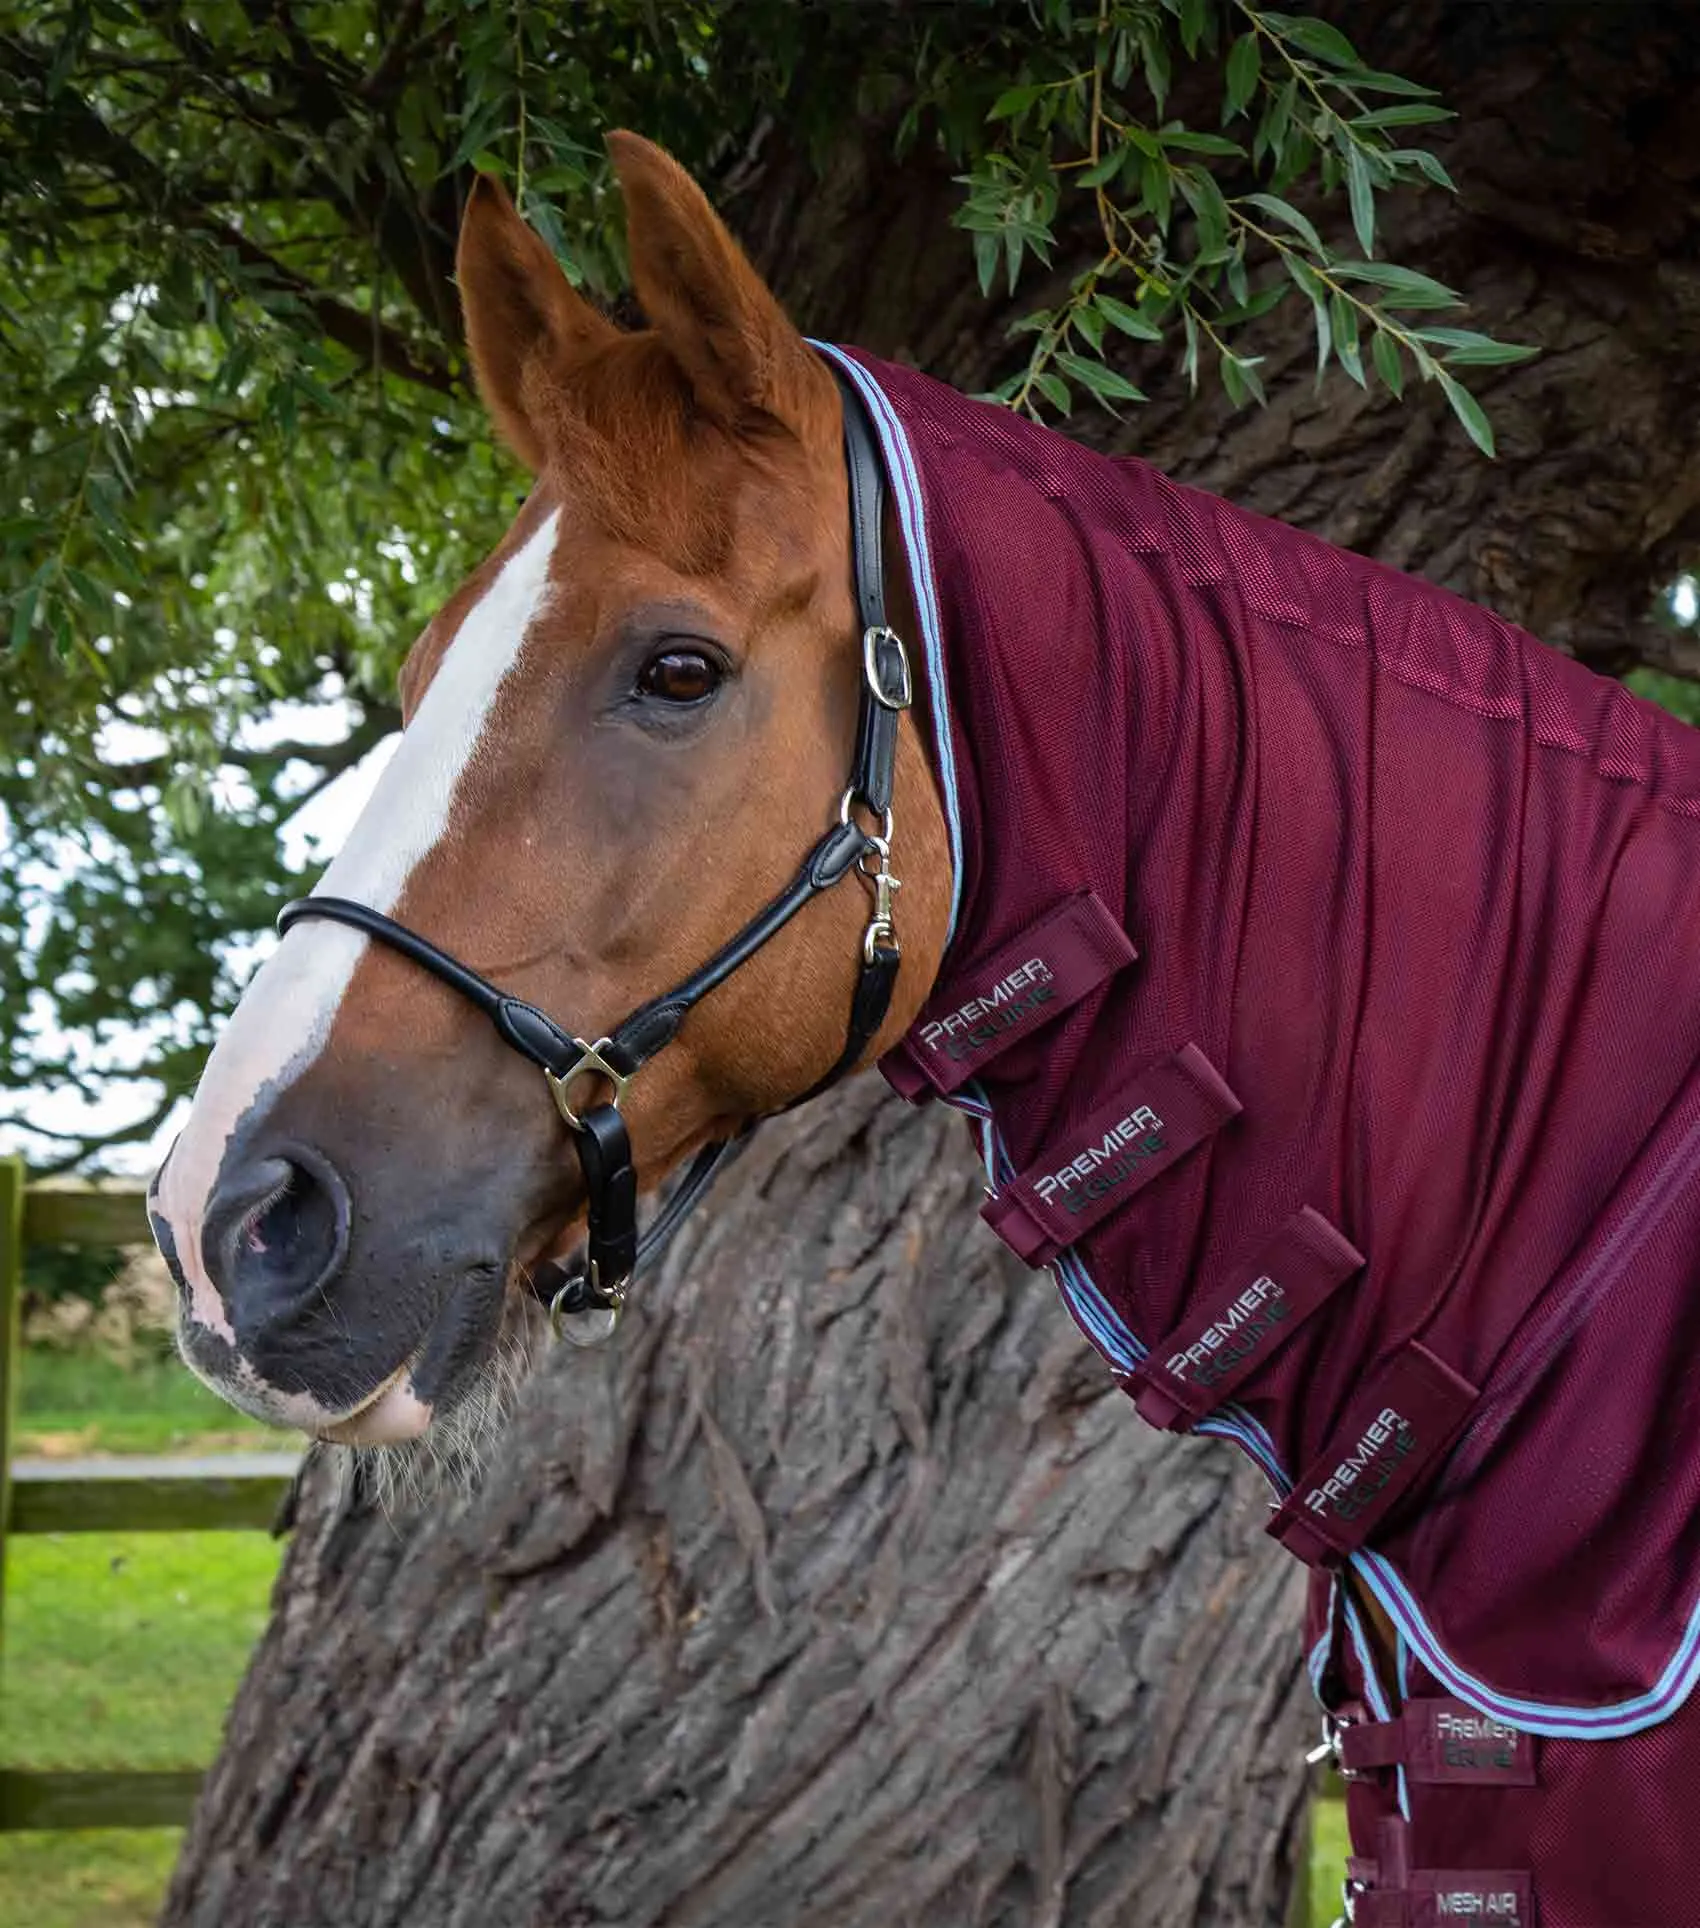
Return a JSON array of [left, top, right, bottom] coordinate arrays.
[[456, 173, 616, 472], [606, 130, 830, 440]]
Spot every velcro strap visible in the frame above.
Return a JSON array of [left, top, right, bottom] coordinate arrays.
[[1268, 1342, 1477, 1566], [1340, 1699, 1535, 1786], [883, 892, 1136, 1102], [980, 1044, 1240, 1267], [1353, 1872, 1533, 1927], [1129, 1207, 1362, 1429]]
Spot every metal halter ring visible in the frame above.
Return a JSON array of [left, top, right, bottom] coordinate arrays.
[[838, 790, 895, 847], [548, 1262, 625, 1347], [544, 1038, 633, 1132]]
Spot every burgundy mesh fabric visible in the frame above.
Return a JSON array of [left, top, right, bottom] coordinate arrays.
[[837, 338, 1700, 1851], [1318, 1569, 1700, 1925]]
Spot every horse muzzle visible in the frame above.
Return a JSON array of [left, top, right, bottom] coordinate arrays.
[[151, 1123, 520, 1444]]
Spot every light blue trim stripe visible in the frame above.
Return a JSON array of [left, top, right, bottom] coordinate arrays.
[[1351, 1545, 1700, 1738], [810, 342, 964, 946], [819, 344, 1700, 1744], [1307, 1628, 1332, 1698], [1344, 1593, 1410, 1819]]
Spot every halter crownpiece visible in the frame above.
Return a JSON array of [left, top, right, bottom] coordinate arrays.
[[276, 366, 909, 1344]]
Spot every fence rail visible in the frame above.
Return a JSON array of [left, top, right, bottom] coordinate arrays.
[[0, 1154, 294, 1832]]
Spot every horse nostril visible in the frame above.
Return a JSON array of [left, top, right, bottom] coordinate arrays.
[[205, 1146, 351, 1331]]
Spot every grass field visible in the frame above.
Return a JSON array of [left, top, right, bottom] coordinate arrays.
[[2, 1328, 291, 1928], [0, 1530, 286, 1928], [15, 1346, 293, 1459], [0, 1833, 182, 1928]]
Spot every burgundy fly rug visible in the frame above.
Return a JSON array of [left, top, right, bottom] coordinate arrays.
[[817, 343, 1700, 1927]]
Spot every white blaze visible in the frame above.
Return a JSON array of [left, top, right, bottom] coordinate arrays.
[[158, 511, 561, 1343]]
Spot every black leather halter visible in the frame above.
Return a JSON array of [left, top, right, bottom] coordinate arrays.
[[276, 370, 911, 1343]]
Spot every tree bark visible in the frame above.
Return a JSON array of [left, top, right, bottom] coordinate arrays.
[[166, 1085, 1311, 1928], [167, 8, 1700, 1924]]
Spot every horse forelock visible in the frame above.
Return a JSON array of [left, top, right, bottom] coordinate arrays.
[[519, 329, 833, 580]]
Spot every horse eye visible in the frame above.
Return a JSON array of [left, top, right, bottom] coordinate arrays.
[[636, 647, 722, 705]]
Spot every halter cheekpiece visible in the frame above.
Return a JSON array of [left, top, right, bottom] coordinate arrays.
[[277, 369, 910, 1344]]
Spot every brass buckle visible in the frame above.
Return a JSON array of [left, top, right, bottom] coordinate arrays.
[[862, 626, 913, 711], [544, 1038, 632, 1131]]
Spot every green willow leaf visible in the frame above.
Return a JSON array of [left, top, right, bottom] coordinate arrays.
[[1332, 261, 1460, 308], [1096, 293, 1164, 340], [1345, 69, 1443, 97], [1391, 146, 1459, 193], [1055, 350, 1147, 403], [989, 83, 1045, 120], [1077, 149, 1128, 188], [1263, 13, 1361, 68], [1413, 328, 1541, 365], [1242, 190, 1323, 253], [10, 577, 45, 654], [1161, 128, 1245, 156], [1371, 329, 1404, 396], [1438, 368, 1496, 456], [1224, 33, 1261, 120], [1346, 144, 1376, 257], [973, 230, 999, 296], [1330, 292, 1365, 386], [1351, 103, 1455, 130]]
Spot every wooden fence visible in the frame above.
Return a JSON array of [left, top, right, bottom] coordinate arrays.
[[0, 1155, 296, 1831]]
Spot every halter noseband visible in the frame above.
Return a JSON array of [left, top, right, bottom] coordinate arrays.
[[276, 370, 910, 1345]]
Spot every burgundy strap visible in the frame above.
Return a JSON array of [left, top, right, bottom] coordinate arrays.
[[882, 891, 1136, 1102], [1339, 1698, 1535, 1786], [1268, 1341, 1477, 1565], [981, 1043, 1240, 1267], [1129, 1207, 1362, 1429]]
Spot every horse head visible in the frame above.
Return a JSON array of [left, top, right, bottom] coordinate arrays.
[[147, 133, 952, 1454]]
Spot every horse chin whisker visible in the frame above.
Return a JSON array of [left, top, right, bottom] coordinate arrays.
[[330, 1310, 542, 1517]]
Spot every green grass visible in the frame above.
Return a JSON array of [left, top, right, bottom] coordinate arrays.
[[0, 1528, 286, 1927], [1309, 1794, 1348, 1925], [0, 1344, 290, 1924], [1, 1531, 284, 1769], [15, 1346, 295, 1458], [0, 1832, 182, 1928]]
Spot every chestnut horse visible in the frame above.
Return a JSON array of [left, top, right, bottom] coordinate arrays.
[[150, 133, 952, 1447], [150, 133, 1700, 1922]]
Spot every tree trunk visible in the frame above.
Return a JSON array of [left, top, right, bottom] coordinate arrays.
[[167, 8, 1700, 1923], [166, 1084, 1311, 1928]]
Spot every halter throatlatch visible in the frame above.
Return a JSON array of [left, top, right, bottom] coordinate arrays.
[[276, 368, 909, 1345]]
